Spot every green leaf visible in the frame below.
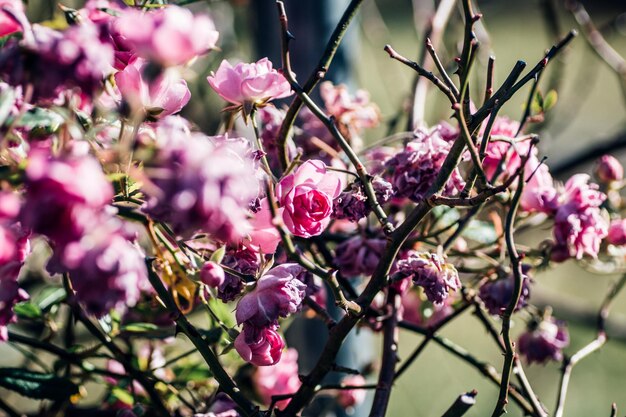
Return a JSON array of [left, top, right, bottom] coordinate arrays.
[[543, 90, 558, 111], [210, 246, 226, 264], [120, 322, 160, 333], [462, 220, 498, 244], [13, 302, 42, 319], [0, 88, 16, 127], [530, 90, 543, 114], [16, 107, 64, 136], [111, 386, 134, 406], [0, 368, 79, 400], [35, 287, 66, 312]]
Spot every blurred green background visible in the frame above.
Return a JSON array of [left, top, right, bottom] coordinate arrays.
[[14, 0, 626, 416]]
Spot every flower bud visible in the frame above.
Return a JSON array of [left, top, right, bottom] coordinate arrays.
[[607, 219, 626, 246], [595, 155, 623, 184], [200, 261, 226, 288]]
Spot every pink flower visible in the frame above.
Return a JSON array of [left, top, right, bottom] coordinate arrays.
[[234, 324, 284, 366], [595, 155, 623, 184], [520, 155, 557, 213], [113, 6, 218, 66], [275, 160, 343, 237], [0, 0, 24, 38], [396, 251, 461, 305], [552, 174, 608, 259], [607, 219, 626, 246], [253, 348, 301, 410], [400, 289, 455, 327], [21, 150, 114, 245], [336, 375, 367, 408], [207, 58, 292, 107], [320, 81, 380, 131], [518, 317, 569, 365], [200, 261, 225, 288], [115, 58, 190, 118], [235, 264, 306, 327], [244, 198, 282, 254]]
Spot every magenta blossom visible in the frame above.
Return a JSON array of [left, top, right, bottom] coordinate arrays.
[[275, 160, 343, 238], [520, 155, 557, 213], [478, 270, 531, 316], [595, 155, 623, 184], [235, 263, 306, 327], [607, 219, 626, 246], [551, 174, 608, 260], [200, 261, 225, 288], [0, 0, 24, 38], [207, 58, 292, 107], [253, 347, 301, 410], [115, 58, 190, 119], [234, 324, 284, 366], [112, 6, 218, 67], [21, 151, 114, 245], [518, 317, 569, 365], [396, 251, 461, 305]]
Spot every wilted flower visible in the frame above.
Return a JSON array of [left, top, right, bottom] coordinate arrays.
[[234, 324, 284, 366], [142, 124, 259, 241], [115, 57, 190, 119], [207, 58, 292, 108], [384, 125, 465, 202], [217, 248, 260, 302], [334, 235, 386, 277], [253, 348, 301, 410], [478, 270, 531, 316], [336, 374, 367, 409], [235, 264, 306, 327], [112, 6, 218, 66], [595, 155, 623, 184], [396, 251, 461, 304], [275, 160, 343, 238], [333, 177, 393, 222], [518, 316, 569, 364]]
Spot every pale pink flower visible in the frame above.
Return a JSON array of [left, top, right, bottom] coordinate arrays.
[[336, 375, 367, 408], [520, 155, 557, 214], [115, 58, 190, 118], [275, 160, 343, 237], [253, 348, 301, 410], [113, 6, 218, 66], [244, 198, 283, 255], [207, 58, 292, 107], [320, 81, 380, 131]]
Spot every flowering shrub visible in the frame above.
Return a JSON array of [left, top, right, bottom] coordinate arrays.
[[0, 1, 625, 417]]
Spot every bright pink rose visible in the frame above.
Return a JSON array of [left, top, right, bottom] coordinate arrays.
[[234, 324, 284, 366], [607, 219, 626, 246], [115, 58, 190, 118], [337, 374, 367, 408], [275, 160, 343, 237], [253, 347, 301, 410], [207, 58, 292, 106], [244, 198, 283, 254], [113, 6, 218, 66], [235, 263, 306, 327], [0, 0, 24, 38]]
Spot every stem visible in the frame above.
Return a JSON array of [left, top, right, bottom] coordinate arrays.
[[145, 262, 257, 417], [441, 391, 478, 417], [554, 274, 626, 417], [275, 0, 365, 170], [490, 164, 526, 417], [369, 290, 401, 417]]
